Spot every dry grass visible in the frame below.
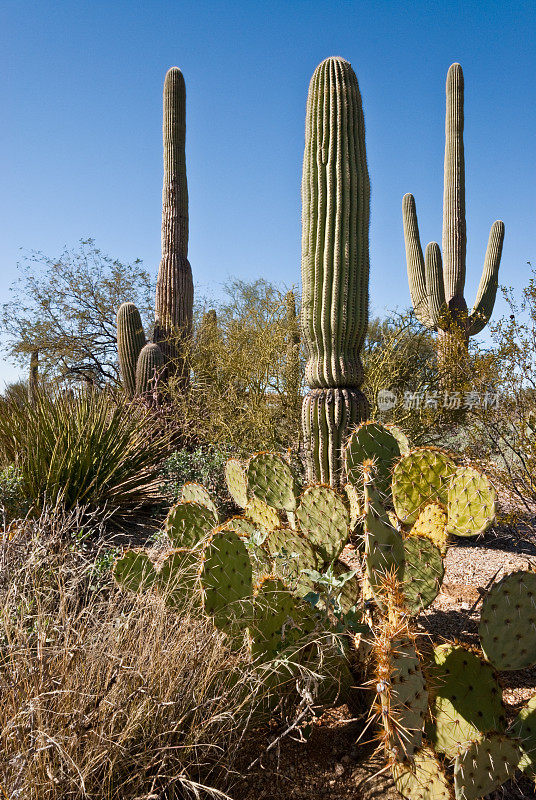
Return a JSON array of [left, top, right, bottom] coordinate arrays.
[[0, 510, 271, 800]]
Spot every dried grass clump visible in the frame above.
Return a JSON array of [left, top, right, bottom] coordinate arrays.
[[0, 510, 265, 799]]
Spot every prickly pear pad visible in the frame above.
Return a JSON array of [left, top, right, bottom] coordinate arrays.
[[224, 458, 248, 508], [510, 693, 536, 779], [402, 536, 444, 615], [222, 517, 273, 578], [265, 527, 319, 597], [244, 496, 280, 530], [453, 734, 520, 800], [392, 448, 456, 525], [250, 577, 316, 660], [364, 478, 405, 602], [446, 466, 496, 537], [155, 549, 199, 608], [200, 530, 253, 630], [410, 502, 449, 555], [165, 501, 216, 548], [296, 485, 349, 564], [180, 482, 220, 522], [392, 746, 451, 800], [344, 482, 361, 530], [376, 636, 428, 760], [113, 550, 156, 593], [479, 570, 536, 670], [247, 452, 299, 512], [426, 644, 505, 757], [345, 421, 402, 496], [389, 425, 411, 456]]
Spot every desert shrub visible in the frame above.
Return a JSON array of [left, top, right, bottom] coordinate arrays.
[[0, 388, 173, 525], [161, 445, 232, 510], [0, 511, 272, 799], [0, 464, 26, 523], [169, 279, 303, 456]]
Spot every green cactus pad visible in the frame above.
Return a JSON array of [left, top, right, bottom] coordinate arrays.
[[224, 458, 248, 508], [410, 502, 449, 555], [156, 548, 199, 608], [345, 421, 402, 496], [447, 466, 496, 537], [392, 448, 457, 525], [246, 451, 299, 513], [221, 516, 272, 577], [426, 643, 505, 757], [402, 535, 444, 615], [265, 527, 319, 597], [390, 425, 411, 456], [344, 482, 361, 530], [244, 496, 280, 530], [453, 734, 520, 800], [377, 636, 428, 760], [479, 570, 536, 671], [364, 478, 405, 602], [510, 693, 536, 779], [332, 560, 362, 614], [250, 577, 316, 660], [393, 746, 452, 800], [180, 482, 220, 522], [199, 529, 253, 630], [113, 550, 156, 593], [296, 485, 350, 564], [164, 501, 216, 548]]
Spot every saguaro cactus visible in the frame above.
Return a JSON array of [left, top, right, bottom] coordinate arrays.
[[117, 302, 147, 398], [403, 63, 505, 377], [301, 57, 370, 486], [154, 67, 194, 378]]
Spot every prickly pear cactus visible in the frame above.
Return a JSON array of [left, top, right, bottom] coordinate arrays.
[[446, 465, 496, 537], [180, 482, 220, 522], [265, 527, 319, 597], [402, 535, 444, 615], [363, 471, 405, 602], [426, 643, 505, 757], [250, 577, 316, 660], [199, 529, 253, 631], [224, 458, 248, 508], [164, 501, 216, 548], [295, 485, 349, 564], [376, 635, 428, 760], [345, 421, 402, 497], [244, 496, 280, 530], [453, 734, 520, 800], [157, 548, 199, 607], [479, 570, 536, 670], [392, 448, 456, 525], [113, 550, 156, 593], [247, 452, 299, 513], [410, 502, 449, 555], [392, 746, 452, 800], [344, 482, 361, 531], [510, 693, 536, 779]]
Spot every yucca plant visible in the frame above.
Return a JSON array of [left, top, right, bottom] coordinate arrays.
[[0, 388, 173, 524]]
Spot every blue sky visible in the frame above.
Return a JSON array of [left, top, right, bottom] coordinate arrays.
[[0, 0, 534, 385]]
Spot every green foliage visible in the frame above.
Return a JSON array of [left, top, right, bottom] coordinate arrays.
[[0, 464, 26, 522], [1, 239, 153, 387], [161, 445, 230, 510], [0, 388, 172, 524]]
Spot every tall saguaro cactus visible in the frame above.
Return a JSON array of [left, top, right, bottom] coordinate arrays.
[[403, 63, 505, 377], [154, 66, 194, 378], [301, 57, 370, 486]]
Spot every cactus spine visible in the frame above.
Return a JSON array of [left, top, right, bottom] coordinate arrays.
[[117, 302, 147, 398], [403, 63, 505, 377], [154, 67, 193, 379], [301, 57, 369, 486]]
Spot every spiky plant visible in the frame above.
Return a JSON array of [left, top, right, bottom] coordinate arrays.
[[154, 66, 193, 380], [301, 57, 370, 486], [403, 63, 505, 381]]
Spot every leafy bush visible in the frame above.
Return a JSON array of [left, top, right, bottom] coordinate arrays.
[[0, 389, 173, 525], [161, 445, 232, 510], [0, 464, 26, 523], [0, 512, 269, 799]]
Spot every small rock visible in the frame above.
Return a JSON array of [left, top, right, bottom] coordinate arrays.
[[334, 763, 345, 777]]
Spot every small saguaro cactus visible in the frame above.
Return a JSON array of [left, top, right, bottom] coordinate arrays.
[[117, 302, 147, 398], [154, 66, 194, 379], [301, 56, 370, 486], [402, 63, 505, 378]]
